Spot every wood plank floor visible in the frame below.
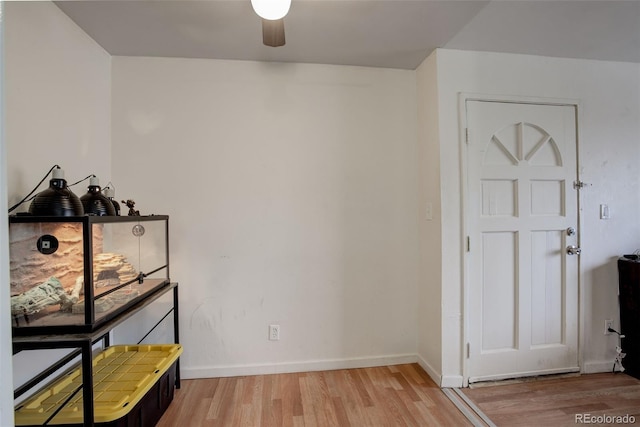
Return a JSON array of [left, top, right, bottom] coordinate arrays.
[[157, 363, 472, 426], [461, 372, 640, 427]]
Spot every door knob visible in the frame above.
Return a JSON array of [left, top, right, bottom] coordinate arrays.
[[567, 245, 581, 256]]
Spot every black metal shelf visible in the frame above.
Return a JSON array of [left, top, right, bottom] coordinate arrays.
[[12, 282, 180, 427]]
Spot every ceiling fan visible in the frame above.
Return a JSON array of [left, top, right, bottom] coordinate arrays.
[[251, 0, 291, 47]]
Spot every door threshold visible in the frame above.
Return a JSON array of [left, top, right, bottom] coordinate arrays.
[[468, 371, 581, 389]]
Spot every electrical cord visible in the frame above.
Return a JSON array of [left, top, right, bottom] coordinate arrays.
[[608, 327, 626, 373], [7, 164, 60, 214], [68, 174, 95, 187], [9, 171, 95, 214]]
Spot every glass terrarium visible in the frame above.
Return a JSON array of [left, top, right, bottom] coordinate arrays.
[[9, 215, 170, 335]]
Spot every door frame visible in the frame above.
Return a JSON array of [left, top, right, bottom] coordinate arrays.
[[458, 93, 584, 387]]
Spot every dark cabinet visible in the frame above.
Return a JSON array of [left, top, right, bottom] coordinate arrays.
[[618, 256, 640, 379]]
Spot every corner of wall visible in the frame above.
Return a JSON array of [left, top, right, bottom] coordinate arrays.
[[417, 354, 441, 386], [415, 49, 443, 377]]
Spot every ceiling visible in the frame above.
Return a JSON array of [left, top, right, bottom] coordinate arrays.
[[54, 0, 640, 70]]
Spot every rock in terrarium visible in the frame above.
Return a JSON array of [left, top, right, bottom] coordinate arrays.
[[71, 295, 116, 314], [93, 253, 138, 287]]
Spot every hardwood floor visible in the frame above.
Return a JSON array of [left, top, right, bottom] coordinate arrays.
[[461, 372, 640, 427], [157, 363, 472, 426]]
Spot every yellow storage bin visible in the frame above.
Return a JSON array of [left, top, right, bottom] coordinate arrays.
[[15, 344, 182, 426]]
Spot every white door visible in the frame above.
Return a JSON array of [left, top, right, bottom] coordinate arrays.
[[465, 100, 579, 383]]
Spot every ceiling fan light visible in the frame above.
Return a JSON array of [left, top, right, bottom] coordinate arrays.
[[251, 0, 291, 20]]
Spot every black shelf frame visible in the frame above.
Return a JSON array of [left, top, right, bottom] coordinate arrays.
[[13, 282, 180, 427]]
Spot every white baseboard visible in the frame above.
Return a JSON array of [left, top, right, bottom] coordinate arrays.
[[583, 360, 619, 374], [416, 355, 441, 385], [441, 374, 464, 388], [416, 355, 464, 388], [181, 353, 418, 379]]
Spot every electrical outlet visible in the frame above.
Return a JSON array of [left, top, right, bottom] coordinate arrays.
[[269, 324, 280, 341], [605, 319, 613, 335]]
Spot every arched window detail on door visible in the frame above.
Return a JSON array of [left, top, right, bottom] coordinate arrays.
[[483, 122, 562, 167]]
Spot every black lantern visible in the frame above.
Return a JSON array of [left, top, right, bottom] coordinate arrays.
[[80, 176, 116, 216], [28, 168, 84, 216]]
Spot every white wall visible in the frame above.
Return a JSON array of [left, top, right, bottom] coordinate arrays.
[[5, 1, 111, 207], [419, 48, 640, 383], [0, 3, 15, 425], [111, 57, 421, 377], [415, 53, 443, 380], [4, 0, 111, 404]]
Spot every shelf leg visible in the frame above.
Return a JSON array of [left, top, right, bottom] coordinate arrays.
[[81, 339, 95, 427], [173, 284, 181, 389]]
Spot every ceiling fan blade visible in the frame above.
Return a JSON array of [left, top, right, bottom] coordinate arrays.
[[262, 18, 285, 47]]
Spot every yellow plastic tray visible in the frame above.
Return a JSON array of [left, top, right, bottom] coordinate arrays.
[[15, 344, 182, 425]]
